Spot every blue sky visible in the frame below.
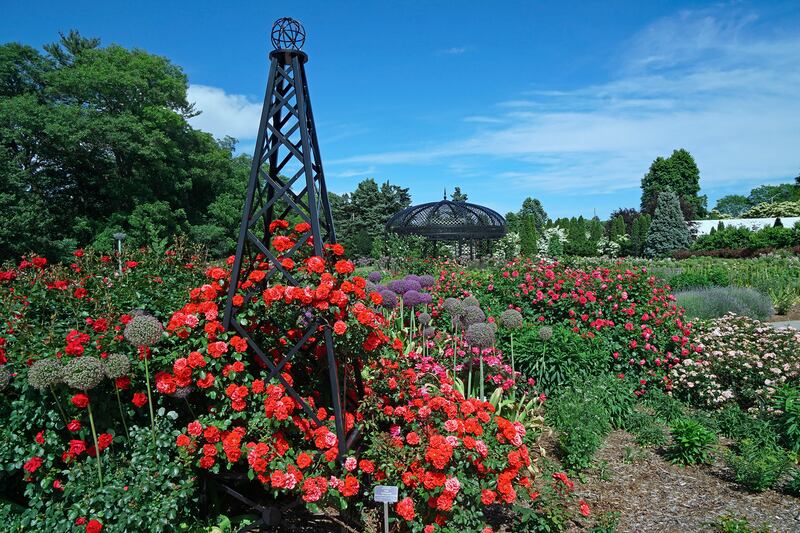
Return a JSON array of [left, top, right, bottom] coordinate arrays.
[[3, 1, 799, 219]]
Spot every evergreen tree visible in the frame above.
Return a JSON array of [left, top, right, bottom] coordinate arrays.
[[519, 216, 538, 256], [609, 216, 627, 240], [607, 207, 639, 235], [644, 190, 689, 257], [629, 214, 651, 256], [451, 187, 468, 202]]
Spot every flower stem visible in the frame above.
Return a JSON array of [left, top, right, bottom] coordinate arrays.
[[49, 385, 67, 426], [143, 354, 157, 448], [511, 333, 516, 402], [87, 399, 103, 487], [114, 386, 130, 441]]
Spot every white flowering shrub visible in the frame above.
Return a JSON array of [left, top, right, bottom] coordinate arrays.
[[537, 227, 567, 256], [671, 313, 800, 409], [493, 231, 521, 261]]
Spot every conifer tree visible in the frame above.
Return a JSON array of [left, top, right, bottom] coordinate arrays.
[[644, 190, 690, 257]]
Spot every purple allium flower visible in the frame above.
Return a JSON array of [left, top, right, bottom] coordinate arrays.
[[367, 271, 383, 283], [465, 323, 495, 348], [404, 274, 421, 283], [379, 289, 398, 309], [419, 275, 436, 288], [405, 279, 422, 292], [420, 292, 433, 305], [418, 312, 432, 326], [388, 280, 409, 294], [403, 290, 425, 308]]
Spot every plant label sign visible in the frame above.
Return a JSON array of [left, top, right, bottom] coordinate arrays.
[[373, 485, 398, 503]]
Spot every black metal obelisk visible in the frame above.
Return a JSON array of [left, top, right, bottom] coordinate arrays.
[[223, 17, 348, 458]]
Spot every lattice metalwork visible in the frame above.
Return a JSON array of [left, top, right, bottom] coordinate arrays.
[[386, 196, 507, 241], [223, 18, 350, 461]]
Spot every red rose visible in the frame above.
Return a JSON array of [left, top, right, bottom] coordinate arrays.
[[305, 256, 325, 274], [23, 456, 43, 473], [67, 419, 81, 432], [86, 518, 103, 533], [131, 392, 147, 408], [395, 497, 415, 521], [333, 320, 347, 335], [297, 452, 312, 469], [97, 433, 113, 451], [35, 430, 45, 444], [187, 420, 203, 436], [71, 393, 89, 409], [176, 434, 191, 447]]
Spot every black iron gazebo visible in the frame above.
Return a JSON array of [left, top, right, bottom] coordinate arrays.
[[385, 192, 507, 258]]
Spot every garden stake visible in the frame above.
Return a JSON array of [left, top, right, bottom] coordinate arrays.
[[86, 398, 104, 487]]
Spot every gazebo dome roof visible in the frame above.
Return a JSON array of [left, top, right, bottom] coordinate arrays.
[[386, 197, 507, 241]]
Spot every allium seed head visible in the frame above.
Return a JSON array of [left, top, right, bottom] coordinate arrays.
[[423, 326, 436, 339], [538, 326, 554, 341], [64, 356, 105, 391], [442, 298, 464, 316], [418, 312, 432, 326], [27, 359, 63, 390], [0, 366, 10, 392], [124, 314, 164, 347], [462, 296, 480, 308], [465, 322, 495, 348], [104, 353, 131, 379], [460, 305, 486, 327], [499, 309, 524, 329]]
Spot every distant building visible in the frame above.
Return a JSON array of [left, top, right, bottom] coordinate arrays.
[[693, 217, 800, 236]]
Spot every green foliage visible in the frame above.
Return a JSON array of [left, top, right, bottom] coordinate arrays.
[[510, 325, 608, 397], [714, 194, 752, 217], [667, 418, 717, 465], [743, 200, 800, 218], [641, 149, 707, 219], [547, 378, 617, 470], [667, 267, 730, 290], [770, 386, 800, 454], [450, 186, 468, 201], [642, 389, 686, 424], [629, 214, 651, 256], [784, 467, 800, 496], [709, 514, 771, 533], [675, 287, 773, 320], [644, 190, 690, 257], [0, 33, 249, 261], [331, 178, 411, 258], [715, 406, 778, 448], [724, 439, 788, 492]]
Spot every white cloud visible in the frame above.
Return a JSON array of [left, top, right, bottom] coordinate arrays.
[[333, 8, 800, 196], [440, 46, 469, 55], [187, 84, 262, 140]]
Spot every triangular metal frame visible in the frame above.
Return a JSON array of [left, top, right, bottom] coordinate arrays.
[[223, 49, 350, 458]]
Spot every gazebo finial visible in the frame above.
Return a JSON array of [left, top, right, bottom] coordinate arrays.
[[443, 188, 447, 200]]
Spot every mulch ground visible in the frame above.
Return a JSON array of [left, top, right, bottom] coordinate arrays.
[[571, 431, 800, 532]]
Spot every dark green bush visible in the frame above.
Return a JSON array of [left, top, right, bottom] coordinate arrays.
[[642, 389, 686, 423], [512, 325, 609, 397], [715, 405, 779, 447], [667, 418, 717, 465], [770, 385, 800, 454], [784, 467, 800, 496], [724, 439, 788, 492], [547, 379, 613, 471], [668, 267, 730, 290]]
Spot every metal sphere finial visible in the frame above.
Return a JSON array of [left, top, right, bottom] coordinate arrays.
[[271, 17, 306, 50]]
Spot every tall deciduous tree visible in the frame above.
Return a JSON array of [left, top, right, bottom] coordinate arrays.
[[641, 149, 707, 220], [713, 194, 751, 217], [644, 190, 689, 257], [0, 32, 246, 260]]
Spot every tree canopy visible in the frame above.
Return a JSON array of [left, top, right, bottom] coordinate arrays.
[[0, 32, 248, 261], [640, 149, 707, 220]]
